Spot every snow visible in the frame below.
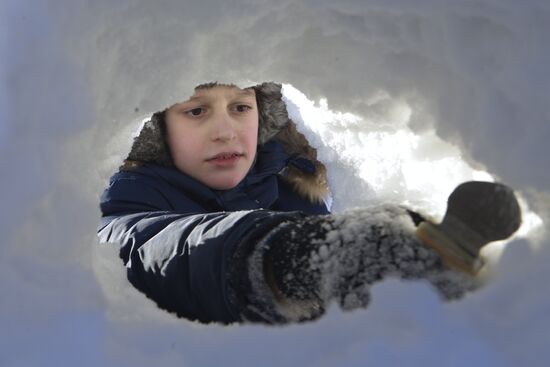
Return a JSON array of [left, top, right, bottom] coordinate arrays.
[[1, 0, 549, 366], [282, 83, 543, 263]]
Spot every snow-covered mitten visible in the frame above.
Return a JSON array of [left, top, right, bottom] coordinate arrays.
[[253, 206, 464, 322], [254, 181, 521, 323]]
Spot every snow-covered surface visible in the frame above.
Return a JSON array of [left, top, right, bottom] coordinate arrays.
[[1, 0, 549, 366]]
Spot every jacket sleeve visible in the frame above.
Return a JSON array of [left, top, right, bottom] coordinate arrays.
[[98, 175, 294, 324]]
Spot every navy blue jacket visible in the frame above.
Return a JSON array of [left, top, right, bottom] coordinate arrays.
[[98, 141, 329, 324]]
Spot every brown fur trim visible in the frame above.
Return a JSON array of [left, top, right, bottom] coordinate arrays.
[[119, 159, 143, 171], [274, 122, 330, 204], [253, 82, 292, 145], [124, 110, 172, 169]]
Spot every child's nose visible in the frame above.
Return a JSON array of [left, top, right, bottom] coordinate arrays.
[[211, 112, 237, 141]]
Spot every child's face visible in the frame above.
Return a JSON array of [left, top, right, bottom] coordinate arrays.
[[165, 85, 259, 190]]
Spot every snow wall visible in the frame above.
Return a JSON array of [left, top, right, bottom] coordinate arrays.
[[1, 0, 549, 366]]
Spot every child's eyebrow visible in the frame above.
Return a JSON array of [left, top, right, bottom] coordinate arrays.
[[232, 89, 256, 99], [183, 89, 255, 103], [178, 95, 209, 105]]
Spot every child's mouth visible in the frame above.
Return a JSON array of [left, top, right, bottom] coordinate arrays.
[[207, 152, 243, 166]]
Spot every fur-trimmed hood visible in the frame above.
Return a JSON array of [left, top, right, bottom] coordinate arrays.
[[123, 82, 329, 204]]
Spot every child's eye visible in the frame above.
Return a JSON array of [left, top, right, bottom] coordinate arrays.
[[233, 104, 252, 113], [185, 107, 205, 117]]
